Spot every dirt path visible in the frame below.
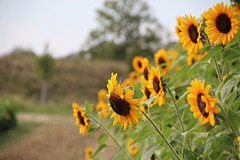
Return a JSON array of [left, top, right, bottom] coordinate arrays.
[[0, 113, 117, 160]]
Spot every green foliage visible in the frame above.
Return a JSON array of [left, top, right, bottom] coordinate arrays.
[[89, 144, 107, 158], [36, 53, 55, 80], [80, 0, 173, 62], [0, 98, 17, 132]]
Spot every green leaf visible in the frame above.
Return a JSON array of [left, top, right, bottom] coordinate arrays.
[[133, 84, 143, 99], [89, 144, 107, 158], [110, 151, 122, 160], [85, 100, 93, 114], [168, 64, 189, 87], [211, 133, 234, 151], [183, 149, 201, 160], [97, 133, 109, 145], [228, 110, 240, 132], [87, 125, 100, 135], [222, 46, 240, 63], [225, 90, 237, 106], [188, 62, 207, 78], [233, 97, 240, 111], [199, 44, 223, 63], [133, 128, 155, 144], [197, 45, 212, 55], [175, 84, 190, 98], [142, 95, 156, 107], [225, 29, 240, 48], [221, 79, 238, 101], [141, 143, 159, 160]]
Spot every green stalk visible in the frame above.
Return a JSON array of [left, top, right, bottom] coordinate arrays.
[[88, 115, 134, 160], [142, 111, 182, 160], [213, 56, 222, 84], [167, 87, 192, 151]]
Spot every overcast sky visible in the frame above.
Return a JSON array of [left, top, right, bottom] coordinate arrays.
[[0, 0, 229, 57]]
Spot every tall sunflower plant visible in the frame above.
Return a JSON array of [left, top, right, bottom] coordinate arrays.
[[72, 1, 240, 160]]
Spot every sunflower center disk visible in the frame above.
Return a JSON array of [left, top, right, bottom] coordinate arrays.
[[138, 61, 142, 68], [77, 111, 85, 125], [144, 87, 151, 99], [197, 93, 209, 118], [109, 91, 130, 116], [215, 14, 231, 33], [158, 58, 166, 69], [188, 25, 198, 43], [143, 68, 149, 80], [153, 77, 160, 93]]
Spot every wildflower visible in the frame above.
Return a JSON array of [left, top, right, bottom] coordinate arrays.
[[72, 103, 90, 135], [127, 138, 139, 154], [179, 14, 203, 54], [154, 49, 170, 73], [205, 2, 239, 45], [175, 16, 182, 39], [96, 101, 109, 118], [107, 73, 142, 130], [148, 66, 166, 106], [98, 89, 107, 102], [132, 56, 144, 73], [187, 79, 220, 126], [85, 147, 93, 160]]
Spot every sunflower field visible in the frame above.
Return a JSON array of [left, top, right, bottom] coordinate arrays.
[[73, 1, 240, 160]]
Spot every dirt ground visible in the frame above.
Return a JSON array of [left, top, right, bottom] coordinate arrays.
[[0, 113, 117, 160]]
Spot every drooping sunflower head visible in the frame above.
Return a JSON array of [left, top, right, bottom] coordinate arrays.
[[96, 101, 109, 118], [142, 57, 150, 81], [85, 147, 93, 160], [148, 66, 166, 106], [127, 138, 139, 155], [132, 56, 144, 73], [98, 88, 107, 102], [72, 103, 90, 135], [179, 14, 203, 54], [107, 73, 142, 130], [154, 49, 170, 73], [205, 2, 240, 45], [187, 79, 220, 126], [175, 16, 182, 38]]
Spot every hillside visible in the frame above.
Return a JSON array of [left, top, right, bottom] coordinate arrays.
[[0, 54, 128, 105]]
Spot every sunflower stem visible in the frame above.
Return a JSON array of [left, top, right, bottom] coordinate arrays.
[[142, 111, 182, 160], [166, 87, 192, 151], [213, 56, 222, 84], [88, 115, 134, 160], [217, 103, 238, 136]]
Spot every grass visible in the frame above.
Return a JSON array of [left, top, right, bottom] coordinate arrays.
[[0, 121, 42, 148]]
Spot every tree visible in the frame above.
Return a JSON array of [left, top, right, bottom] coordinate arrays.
[[80, 0, 170, 62], [36, 44, 55, 104]]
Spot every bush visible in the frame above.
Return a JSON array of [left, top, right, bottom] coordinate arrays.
[[0, 98, 17, 132]]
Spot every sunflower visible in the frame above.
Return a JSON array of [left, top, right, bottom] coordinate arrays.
[[122, 78, 133, 88], [205, 2, 240, 45], [154, 49, 170, 73], [179, 14, 203, 54], [141, 76, 151, 102], [72, 103, 90, 135], [127, 138, 139, 155], [187, 79, 220, 126], [132, 56, 144, 73], [107, 73, 142, 130], [175, 16, 182, 39], [96, 101, 109, 118], [142, 58, 150, 81], [85, 147, 93, 160], [98, 89, 107, 102], [129, 71, 140, 83], [148, 66, 165, 106]]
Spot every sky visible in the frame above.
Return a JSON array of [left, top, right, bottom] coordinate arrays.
[[0, 0, 229, 58]]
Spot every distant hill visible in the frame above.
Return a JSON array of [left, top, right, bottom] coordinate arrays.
[[0, 53, 128, 105]]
